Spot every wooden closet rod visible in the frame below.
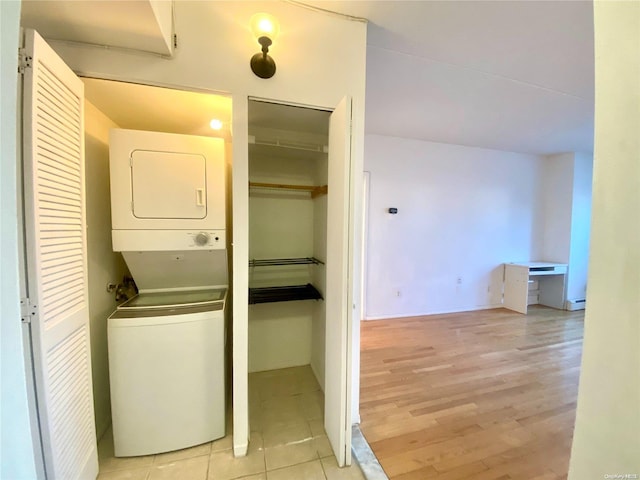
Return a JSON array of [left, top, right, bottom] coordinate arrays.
[[248, 182, 328, 198]]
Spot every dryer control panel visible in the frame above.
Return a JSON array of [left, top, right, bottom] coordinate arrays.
[[191, 231, 222, 247], [112, 230, 226, 252]]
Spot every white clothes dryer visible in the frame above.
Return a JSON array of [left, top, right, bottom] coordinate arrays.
[[108, 288, 226, 457]]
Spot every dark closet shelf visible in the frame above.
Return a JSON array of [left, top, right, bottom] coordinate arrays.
[[249, 284, 323, 304], [249, 257, 324, 267]]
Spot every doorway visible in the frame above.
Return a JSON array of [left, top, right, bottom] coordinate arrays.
[[245, 98, 354, 466], [246, 99, 331, 467]]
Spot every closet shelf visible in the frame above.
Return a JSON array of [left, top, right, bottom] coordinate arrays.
[[249, 257, 324, 267], [249, 182, 328, 198], [248, 284, 323, 304]]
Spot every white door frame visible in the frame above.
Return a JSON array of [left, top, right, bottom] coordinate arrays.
[[360, 171, 370, 321], [242, 96, 355, 465]]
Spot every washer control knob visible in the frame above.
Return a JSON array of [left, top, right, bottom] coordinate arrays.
[[195, 232, 210, 246]]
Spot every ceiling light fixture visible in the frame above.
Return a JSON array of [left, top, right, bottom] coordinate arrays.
[[209, 119, 223, 130], [250, 13, 279, 79]]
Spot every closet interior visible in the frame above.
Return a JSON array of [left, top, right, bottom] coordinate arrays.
[[247, 99, 331, 394]]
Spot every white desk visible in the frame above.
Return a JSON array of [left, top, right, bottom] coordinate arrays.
[[504, 262, 567, 314]]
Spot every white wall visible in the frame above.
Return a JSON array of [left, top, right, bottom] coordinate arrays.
[[34, 1, 367, 455], [84, 100, 129, 440], [541, 153, 575, 263], [566, 152, 593, 301], [0, 1, 39, 477], [568, 2, 640, 477], [540, 152, 593, 304], [363, 134, 544, 319], [248, 151, 315, 372], [248, 302, 313, 372]]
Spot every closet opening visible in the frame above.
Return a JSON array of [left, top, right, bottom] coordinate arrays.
[[79, 77, 234, 448], [247, 99, 333, 461]]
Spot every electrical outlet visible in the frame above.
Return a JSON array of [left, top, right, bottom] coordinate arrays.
[[396, 290, 401, 297], [456, 276, 463, 285]]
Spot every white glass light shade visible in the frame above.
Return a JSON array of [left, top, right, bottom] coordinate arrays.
[[250, 13, 280, 41]]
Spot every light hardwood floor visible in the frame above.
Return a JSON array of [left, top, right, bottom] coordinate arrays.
[[359, 306, 584, 480]]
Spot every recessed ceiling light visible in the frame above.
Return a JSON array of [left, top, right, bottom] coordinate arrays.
[[210, 119, 223, 130]]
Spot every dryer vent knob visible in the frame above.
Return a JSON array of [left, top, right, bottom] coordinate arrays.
[[195, 232, 210, 246]]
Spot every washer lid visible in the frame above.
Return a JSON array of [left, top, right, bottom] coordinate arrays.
[[118, 288, 225, 310]]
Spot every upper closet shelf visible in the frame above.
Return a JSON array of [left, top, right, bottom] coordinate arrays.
[[249, 182, 327, 198], [249, 257, 325, 267]]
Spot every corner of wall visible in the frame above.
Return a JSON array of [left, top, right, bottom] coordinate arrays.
[[84, 100, 128, 440]]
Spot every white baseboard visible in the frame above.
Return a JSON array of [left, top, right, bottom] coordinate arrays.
[[565, 299, 586, 311], [363, 303, 503, 321]]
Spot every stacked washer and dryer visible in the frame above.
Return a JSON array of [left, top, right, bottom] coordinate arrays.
[[107, 129, 228, 457]]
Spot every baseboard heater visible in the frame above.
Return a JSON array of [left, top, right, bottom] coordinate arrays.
[[565, 299, 586, 311]]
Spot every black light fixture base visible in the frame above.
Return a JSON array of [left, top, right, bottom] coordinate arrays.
[[250, 53, 276, 79]]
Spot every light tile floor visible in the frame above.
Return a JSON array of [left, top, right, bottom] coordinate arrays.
[[97, 366, 365, 480]]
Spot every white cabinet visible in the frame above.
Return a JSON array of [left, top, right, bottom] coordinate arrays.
[[504, 262, 567, 314]]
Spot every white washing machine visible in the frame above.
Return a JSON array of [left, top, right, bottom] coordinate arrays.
[[108, 288, 227, 457]]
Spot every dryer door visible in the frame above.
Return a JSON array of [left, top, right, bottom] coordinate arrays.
[[131, 150, 207, 219]]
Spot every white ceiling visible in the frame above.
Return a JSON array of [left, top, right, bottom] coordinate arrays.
[[26, 0, 595, 155], [303, 0, 595, 154]]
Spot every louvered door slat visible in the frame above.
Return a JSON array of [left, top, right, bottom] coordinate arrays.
[[42, 280, 84, 307], [40, 230, 82, 240], [42, 254, 83, 271], [36, 118, 82, 155], [39, 164, 82, 189], [41, 265, 84, 288], [36, 110, 81, 148], [37, 67, 81, 132], [22, 29, 98, 480], [36, 98, 82, 140], [37, 81, 81, 128], [39, 180, 82, 201], [41, 244, 83, 256], [38, 162, 81, 187], [39, 215, 83, 226], [36, 122, 81, 158], [38, 148, 82, 178], [39, 194, 83, 211], [40, 203, 83, 216], [38, 62, 81, 111], [46, 327, 94, 480], [42, 240, 83, 254], [39, 201, 82, 214], [42, 291, 85, 321]]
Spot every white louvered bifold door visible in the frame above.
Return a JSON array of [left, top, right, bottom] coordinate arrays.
[[22, 29, 98, 480]]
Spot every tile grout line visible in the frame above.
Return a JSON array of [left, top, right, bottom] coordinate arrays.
[[315, 437, 329, 480]]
